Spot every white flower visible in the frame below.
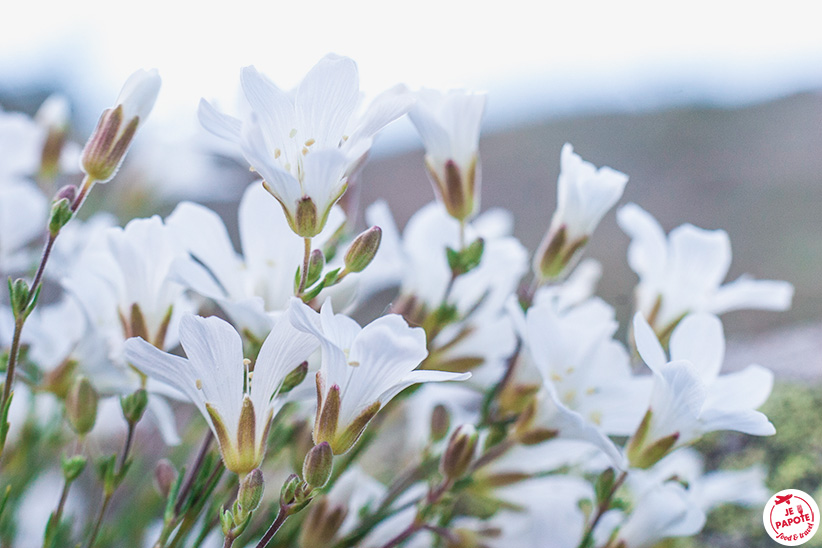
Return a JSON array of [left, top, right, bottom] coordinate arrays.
[[627, 312, 775, 468], [167, 183, 345, 339], [534, 144, 628, 280], [512, 296, 651, 436], [288, 298, 470, 454], [408, 89, 487, 221], [64, 215, 193, 352], [124, 313, 317, 475], [0, 179, 48, 275], [80, 68, 161, 183], [617, 202, 793, 334], [199, 55, 412, 237], [602, 482, 706, 548], [364, 201, 527, 387]]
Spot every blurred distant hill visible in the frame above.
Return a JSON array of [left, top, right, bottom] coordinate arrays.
[[359, 92, 822, 345]]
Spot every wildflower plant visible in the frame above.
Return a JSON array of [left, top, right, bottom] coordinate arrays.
[[0, 54, 796, 548]]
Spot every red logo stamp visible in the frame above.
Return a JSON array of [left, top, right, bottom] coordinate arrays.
[[764, 489, 819, 546]]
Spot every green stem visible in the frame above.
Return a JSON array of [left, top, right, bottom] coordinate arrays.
[[578, 471, 628, 548], [43, 477, 73, 548], [85, 494, 112, 548]]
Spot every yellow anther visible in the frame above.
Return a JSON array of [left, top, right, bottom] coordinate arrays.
[[304, 138, 315, 146], [289, 128, 298, 138], [274, 148, 281, 159], [196, 379, 203, 390], [302, 147, 309, 155]]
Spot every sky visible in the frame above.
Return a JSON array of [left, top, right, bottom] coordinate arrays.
[[2, 0, 821, 147]]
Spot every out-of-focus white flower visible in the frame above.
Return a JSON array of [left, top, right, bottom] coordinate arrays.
[[0, 179, 48, 275], [512, 296, 651, 436], [167, 183, 344, 340], [534, 144, 628, 280], [199, 55, 412, 237], [408, 89, 486, 222], [599, 482, 706, 548], [125, 313, 317, 475], [80, 68, 161, 184], [627, 312, 774, 468], [617, 202, 793, 335], [15, 471, 88, 546], [288, 298, 470, 454], [364, 201, 527, 387], [65, 215, 193, 352]]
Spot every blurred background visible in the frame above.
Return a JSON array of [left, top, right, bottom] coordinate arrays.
[[3, 2, 822, 546], [2, 0, 819, 365]]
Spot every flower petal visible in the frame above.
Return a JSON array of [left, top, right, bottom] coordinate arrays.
[[633, 312, 667, 373], [197, 98, 242, 142], [669, 313, 725, 383], [296, 54, 360, 148]]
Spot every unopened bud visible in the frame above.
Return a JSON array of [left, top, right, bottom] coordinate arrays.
[[306, 249, 325, 287], [49, 196, 73, 236], [80, 69, 160, 183], [61, 454, 87, 482], [154, 459, 177, 498], [280, 473, 302, 506], [121, 388, 148, 425], [344, 226, 382, 273], [430, 404, 451, 442], [302, 442, 333, 489], [66, 376, 98, 435], [220, 506, 235, 537], [440, 424, 478, 480], [55, 184, 77, 203], [236, 468, 265, 522], [280, 361, 309, 394], [8, 278, 30, 319]]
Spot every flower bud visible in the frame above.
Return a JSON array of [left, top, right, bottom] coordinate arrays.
[[306, 249, 325, 287], [302, 442, 333, 489], [80, 69, 160, 183], [280, 473, 302, 506], [154, 458, 177, 498], [440, 424, 478, 480], [120, 388, 148, 425], [280, 361, 309, 394], [236, 468, 265, 522], [8, 278, 31, 320], [430, 404, 451, 443], [66, 376, 98, 435], [343, 226, 382, 273], [49, 196, 73, 236], [61, 454, 87, 482]]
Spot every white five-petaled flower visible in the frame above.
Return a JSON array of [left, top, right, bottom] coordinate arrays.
[[124, 313, 317, 475], [408, 89, 487, 222], [627, 312, 775, 469], [198, 54, 412, 238], [534, 143, 628, 280], [80, 68, 161, 184], [617, 202, 793, 335], [288, 298, 470, 454]]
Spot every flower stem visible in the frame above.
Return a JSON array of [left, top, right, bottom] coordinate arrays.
[[85, 494, 112, 548], [254, 504, 288, 548], [43, 477, 74, 548], [175, 431, 214, 515], [578, 470, 628, 548], [297, 237, 312, 296]]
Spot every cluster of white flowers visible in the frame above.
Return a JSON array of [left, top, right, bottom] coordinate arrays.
[[0, 55, 794, 548]]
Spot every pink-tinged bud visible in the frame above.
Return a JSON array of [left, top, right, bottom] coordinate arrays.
[[440, 424, 478, 480], [302, 442, 333, 488], [65, 376, 98, 435], [80, 68, 160, 183], [344, 226, 382, 273]]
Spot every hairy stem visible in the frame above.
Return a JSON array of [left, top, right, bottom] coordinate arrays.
[[254, 505, 288, 548], [297, 237, 312, 296]]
